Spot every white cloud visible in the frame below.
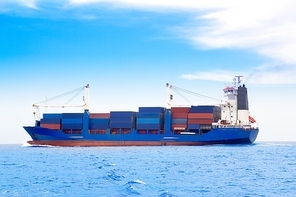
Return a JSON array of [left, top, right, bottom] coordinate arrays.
[[8, 0, 296, 65], [191, 1, 296, 64], [67, 0, 296, 84], [0, 0, 38, 10], [5, 0, 296, 84], [181, 63, 296, 85], [181, 71, 235, 82], [68, 0, 234, 9], [18, 0, 38, 9]]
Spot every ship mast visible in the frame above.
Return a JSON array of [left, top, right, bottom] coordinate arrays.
[[166, 83, 172, 109]]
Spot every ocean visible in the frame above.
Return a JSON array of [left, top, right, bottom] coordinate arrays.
[[1, 142, 295, 197]]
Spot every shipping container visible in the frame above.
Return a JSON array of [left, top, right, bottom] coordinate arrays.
[[89, 118, 109, 125], [43, 113, 63, 119], [89, 113, 110, 118], [110, 115, 135, 121], [110, 111, 137, 117], [171, 118, 187, 124], [89, 124, 109, 129], [110, 122, 135, 128], [188, 113, 213, 119], [137, 112, 163, 118], [62, 113, 83, 118], [187, 119, 213, 124], [137, 118, 162, 124], [171, 107, 190, 113], [189, 105, 220, 113], [40, 123, 60, 130], [172, 124, 187, 130], [136, 123, 163, 130], [62, 118, 83, 124], [171, 112, 188, 119], [61, 123, 83, 129], [109, 112, 136, 126], [187, 124, 200, 130], [138, 107, 166, 113], [40, 118, 61, 124]]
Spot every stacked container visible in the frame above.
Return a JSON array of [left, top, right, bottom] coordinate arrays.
[[89, 113, 110, 134], [187, 106, 221, 130], [61, 113, 83, 130], [136, 107, 165, 133], [171, 107, 190, 131], [110, 111, 137, 134], [40, 113, 62, 130]]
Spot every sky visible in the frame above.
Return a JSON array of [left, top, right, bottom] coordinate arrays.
[[1, 0, 296, 144]]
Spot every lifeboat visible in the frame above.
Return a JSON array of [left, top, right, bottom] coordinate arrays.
[[249, 116, 256, 123]]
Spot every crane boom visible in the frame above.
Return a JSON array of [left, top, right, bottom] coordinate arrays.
[[33, 84, 89, 120]]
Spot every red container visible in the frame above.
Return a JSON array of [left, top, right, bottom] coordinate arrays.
[[89, 113, 110, 118], [188, 119, 213, 124], [188, 113, 213, 119], [40, 123, 60, 130], [171, 107, 190, 113], [171, 112, 188, 119], [172, 124, 187, 130]]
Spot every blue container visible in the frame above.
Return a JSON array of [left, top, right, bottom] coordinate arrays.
[[137, 112, 162, 118], [89, 124, 109, 129], [172, 118, 187, 124], [62, 118, 83, 124], [40, 118, 61, 124], [137, 118, 161, 124], [110, 111, 136, 118], [187, 124, 200, 130], [89, 118, 109, 125], [110, 122, 135, 128], [138, 107, 166, 113], [62, 113, 83, 118], [136, 123, 162, 130], [61, 123, 83, 129], [43, 113, 62, 119], [189, 105, 217, 113], [110, 116, 134, 122]]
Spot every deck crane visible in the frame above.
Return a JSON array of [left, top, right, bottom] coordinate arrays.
[[166, 83, 223, 109], [32, 84, 89, 120]]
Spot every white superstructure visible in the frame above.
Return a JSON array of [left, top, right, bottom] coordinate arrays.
[[220, 76, 250, 126]]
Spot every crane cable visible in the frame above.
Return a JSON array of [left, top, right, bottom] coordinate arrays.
[[34, 85, 85, 105], [171, 85, 223, 103]]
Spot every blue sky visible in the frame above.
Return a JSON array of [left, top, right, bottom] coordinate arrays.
[[1, 0, 296, 144]]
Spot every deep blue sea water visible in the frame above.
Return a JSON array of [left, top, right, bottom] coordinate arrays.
[[1, 142, 296, 197]]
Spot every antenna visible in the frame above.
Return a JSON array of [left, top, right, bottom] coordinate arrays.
[[234, 76, 243, 88]]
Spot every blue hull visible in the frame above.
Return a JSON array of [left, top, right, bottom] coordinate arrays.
[[23, 126, 259, 146]]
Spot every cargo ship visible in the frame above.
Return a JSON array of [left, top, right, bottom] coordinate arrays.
[[23, 76, 259, 146]]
